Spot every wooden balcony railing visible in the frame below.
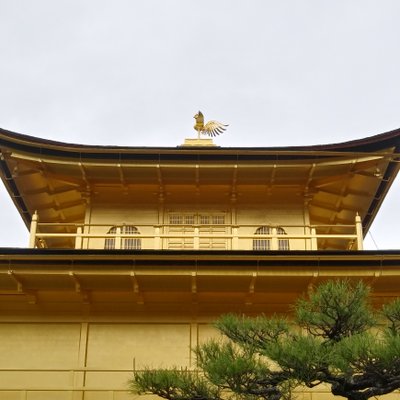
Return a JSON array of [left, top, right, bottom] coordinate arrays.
[[28, 213, 364, 251]]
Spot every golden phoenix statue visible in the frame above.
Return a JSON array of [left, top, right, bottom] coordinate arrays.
[[193, 111, 228, 139]]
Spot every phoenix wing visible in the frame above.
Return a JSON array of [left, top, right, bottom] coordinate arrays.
[[201, 120, 228, 137]]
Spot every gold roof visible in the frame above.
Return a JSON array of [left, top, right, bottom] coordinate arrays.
[[1, 249, 400, 314], [0, 127, 399, 240]]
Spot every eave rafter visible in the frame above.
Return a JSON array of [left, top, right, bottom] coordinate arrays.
[[311, 158, 385, 189], [40, 212, 85, 224], [262, 164, 277, 195], [245, 271, 257, 306], [269, 164, 277, 185], [79, 162, 89, 187], [310, 214, 350, 225], [304, 163, 317, 193], [8, 270, 23, 292], [311, 199, 360, 214], [314, 186, 372, 198], [130, 271, 144, 305], [33, 199, 84, 213], [8, 156, 84, 224], [37, 161, 68, 221], [117, 163, 129, 194], [157, 164, 165, 198], [191, 271, 198, 304], [12, 160, 87, 225], [191, 271, 197, 294], [22, 184, 78, 197], [11, 166, 41, 179], [7, 270, 37, 304], [192, 164, 198, 187], [69, 272, 90, 304], [231, 164, 238, 197], [307, 271, 319, 293]]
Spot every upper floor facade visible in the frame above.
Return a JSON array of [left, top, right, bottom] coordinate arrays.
[[28, 208, 364, 251], [1, 127, 399, 252]]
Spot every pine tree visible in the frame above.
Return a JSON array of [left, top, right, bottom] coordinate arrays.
[[130, 280, 400, 400]]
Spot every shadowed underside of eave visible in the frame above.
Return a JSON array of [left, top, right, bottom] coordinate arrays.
[[0, 249, 400, 315]]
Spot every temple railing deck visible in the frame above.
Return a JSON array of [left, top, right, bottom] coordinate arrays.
[[28, 213, 364, 251]]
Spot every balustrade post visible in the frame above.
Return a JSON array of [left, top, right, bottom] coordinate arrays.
[[154, 226, 161, 249], [311, 228, 318, 250], [355, 213, 364, 250], [75, 226, 83, 249], [28, 211, 38, 248], [194, 226, 199, 250], [271, 227, 278, 250], [115, 226, 122, 249], [232, 226, 239, 250]]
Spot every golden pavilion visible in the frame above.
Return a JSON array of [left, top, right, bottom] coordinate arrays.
[[0, 127, 399, 399]]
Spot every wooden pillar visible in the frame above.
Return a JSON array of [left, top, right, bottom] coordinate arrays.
[[355, 213, 364, 250], [230, 192, 237, 250], [158, 193, 165, 250], [271, 227, 278, 250], [115, 226, 122, 249], [75, 226, 83, 249], [72, 322, 89, 400], [28, 211, 38, 248]]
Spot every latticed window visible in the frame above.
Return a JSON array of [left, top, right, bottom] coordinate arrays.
[[184, 215, 195, 225], [199, 214, 226, 249], [212, 215, 225, 225], [253, 226, 271, 250], [253, 226, 290, 251], [167, 214, 195, 249], [277, 227, 290, 250], [167, 212, 226, 249], [123, 225, 141, 250], [104, 226, 117, 250], [199, 215, 210, 224], [199, 215, 224, 225], [169, 214, 195, 225], [104, 225, 141, 250], [169, 215, 183, 225]]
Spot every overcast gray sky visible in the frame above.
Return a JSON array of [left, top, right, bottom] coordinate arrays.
[[0, 0, 399, 249]]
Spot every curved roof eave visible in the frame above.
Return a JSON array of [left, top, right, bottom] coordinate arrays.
[[0, 127, 400, 161], [0, 126, 399, 237]]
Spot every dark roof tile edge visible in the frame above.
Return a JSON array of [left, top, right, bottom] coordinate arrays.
[[0, 248, 399, 256], [1, 126, 400, 155]]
